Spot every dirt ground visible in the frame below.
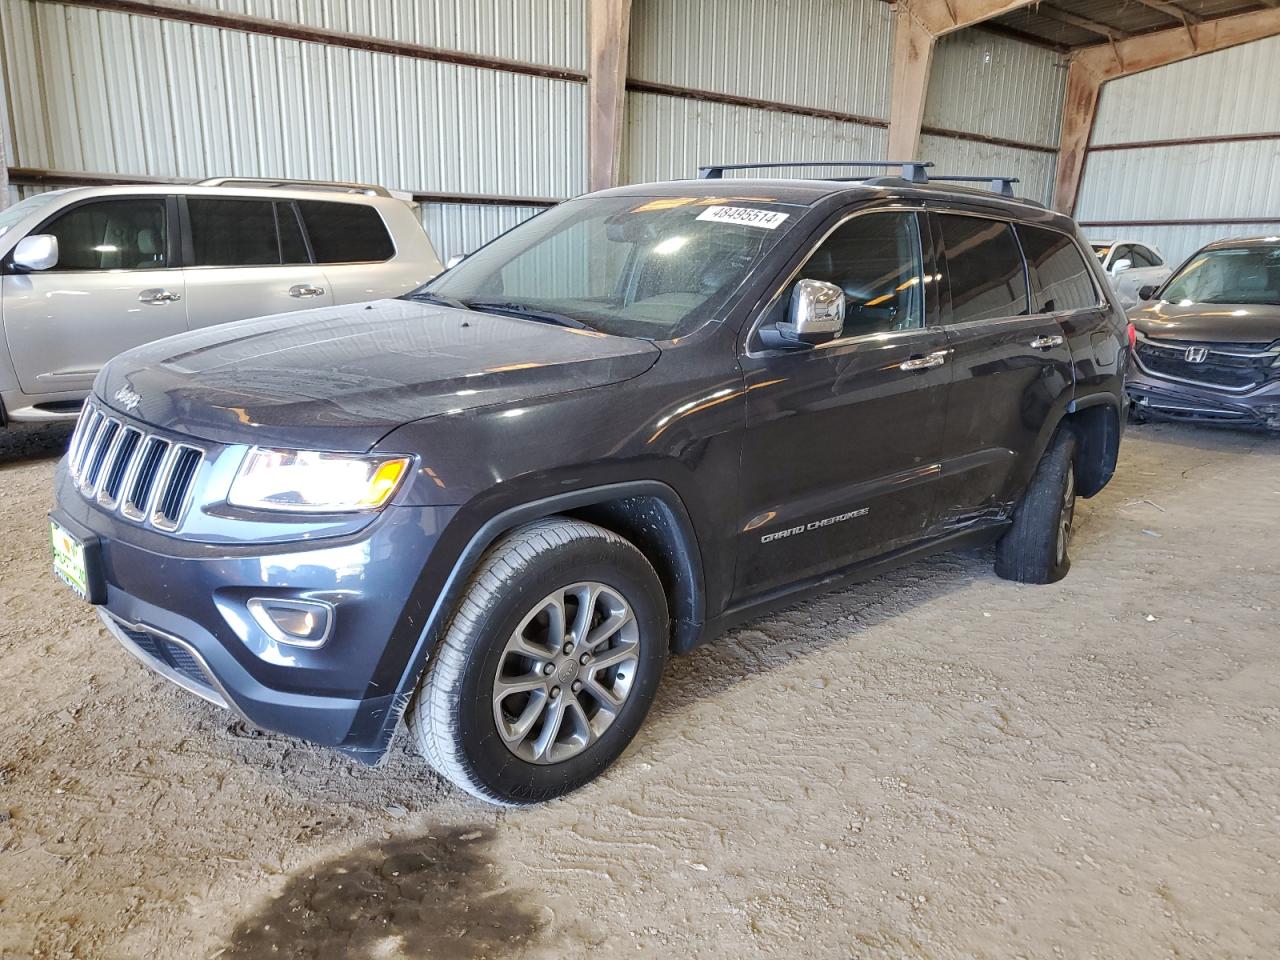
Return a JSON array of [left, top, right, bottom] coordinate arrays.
[[0, 419, 1276, 960]]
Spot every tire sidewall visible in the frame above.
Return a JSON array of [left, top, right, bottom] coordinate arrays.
[[451, 535, 667, 804]]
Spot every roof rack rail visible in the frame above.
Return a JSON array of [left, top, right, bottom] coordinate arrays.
[[194, 177, 415, 203], [695, 160, 1026, 201], [697, 160, 934, 183]]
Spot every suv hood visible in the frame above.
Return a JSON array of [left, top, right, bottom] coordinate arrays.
[[98, 299, 661, 449], [1130, 300, 1280, 344]]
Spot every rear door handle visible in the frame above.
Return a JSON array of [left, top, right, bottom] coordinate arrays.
[[899, 350, 948, 372], [290, 284, 326, 298], [1030, 334, 1065, 349], [139, 289, 181, 305]]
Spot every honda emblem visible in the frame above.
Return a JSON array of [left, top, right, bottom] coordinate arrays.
[[1183, 346, 1209, 364]]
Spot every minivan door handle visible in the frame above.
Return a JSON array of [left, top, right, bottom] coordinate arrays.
[[139, 289, 181, 305], [289, 284, 326, 298], [899, 350, 948, 372], [1030, 334, 1065, 349]]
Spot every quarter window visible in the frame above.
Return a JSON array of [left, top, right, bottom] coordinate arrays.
[[792, 211, 925, 337], [938, 214, 1027, 323], [1019, 225, 1098, 313], [297, 201, 394, 263], [40, 199, 168, 271]]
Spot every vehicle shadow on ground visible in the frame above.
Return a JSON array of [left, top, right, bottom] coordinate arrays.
[[0, 422, 73, 466], [649, 546, 994, 726]]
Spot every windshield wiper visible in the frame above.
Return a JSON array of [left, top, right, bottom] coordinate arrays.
[[407, 290, 471, 311], [465, 299, 594, 330]]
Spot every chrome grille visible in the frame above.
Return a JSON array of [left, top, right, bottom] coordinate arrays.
[[67, 401, 204, 532]]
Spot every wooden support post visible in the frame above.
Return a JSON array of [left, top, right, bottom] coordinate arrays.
[[0, 64, 10, 210], [587, 0, 632, 192], [1053, 6, 1280, 213], [887, 6, 936, 162], [1051, 59, 1102, 215]]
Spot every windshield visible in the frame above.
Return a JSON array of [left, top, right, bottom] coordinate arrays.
[[1160, 245, 1280, 306], [1091, 243, 1111, 261], [0, 191, 66, 241], [414, 195, 806, 339]]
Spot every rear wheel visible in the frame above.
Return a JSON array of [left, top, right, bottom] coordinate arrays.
[[995, 429, 1078, 584], [407, 518, 668, 806]]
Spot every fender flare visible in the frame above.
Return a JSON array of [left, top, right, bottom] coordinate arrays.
[[358, 480, 706, 759]]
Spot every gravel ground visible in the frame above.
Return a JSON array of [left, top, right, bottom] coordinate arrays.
[[0, 419, 1276, 959]]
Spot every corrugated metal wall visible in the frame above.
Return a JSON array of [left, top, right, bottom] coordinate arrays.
[[921, 28, 1065, 205], [1077, 34, 1280, 264], [622, 0, 893, 184], [0, 0, 582, 259]]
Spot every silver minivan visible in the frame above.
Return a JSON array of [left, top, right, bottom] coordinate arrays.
[[0, 182, 442, 425]]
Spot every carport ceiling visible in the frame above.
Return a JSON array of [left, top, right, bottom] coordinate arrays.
[[988, 0, 1277, 50]]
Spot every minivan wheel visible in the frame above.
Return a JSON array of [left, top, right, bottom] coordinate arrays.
[[994, 429, 1079, 584], [407, 518, 668, 806]]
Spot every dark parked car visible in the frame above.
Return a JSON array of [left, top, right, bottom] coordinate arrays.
[[1128, 237, 1280, 431], [50, 162, 1128, 805]]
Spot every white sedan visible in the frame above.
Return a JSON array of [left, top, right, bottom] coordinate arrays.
[[1091, 239, 1173, 309]]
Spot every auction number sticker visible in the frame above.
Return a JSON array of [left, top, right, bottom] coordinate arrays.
[[696, 206, 790, 230]]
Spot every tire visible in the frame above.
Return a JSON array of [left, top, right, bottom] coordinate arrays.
[[994, 429, 1078, 585], [407, 517, 668, 806]]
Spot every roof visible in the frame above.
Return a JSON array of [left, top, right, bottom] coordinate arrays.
[[592, 177, 1079, 231], [17, 183, 406, 205], [1200, 235, 1280, 250], [987, 0, 1267, 51]]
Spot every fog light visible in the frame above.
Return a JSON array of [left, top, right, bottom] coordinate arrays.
[[247, 598, 334, 648]]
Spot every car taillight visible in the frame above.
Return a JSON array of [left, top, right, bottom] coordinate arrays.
[[1127, 322, 1137, 350]]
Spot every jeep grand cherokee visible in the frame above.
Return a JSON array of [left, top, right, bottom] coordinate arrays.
[[50, 164, 1128, 805]]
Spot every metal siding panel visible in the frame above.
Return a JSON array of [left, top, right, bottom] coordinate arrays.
[[622, 91, 887, 186], [923, 28, 1065, 149], [418, 202, 544, 263], [629, 0, 893, 121], [128, 0, 588, 71], [919, 133, 1056, 206], [1076, 141, 1280, 224], [1091, 34, 1280, 146], [1, 1, 585, 200]]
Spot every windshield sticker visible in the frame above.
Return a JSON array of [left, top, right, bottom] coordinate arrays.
[[695, 206, 790, 230]]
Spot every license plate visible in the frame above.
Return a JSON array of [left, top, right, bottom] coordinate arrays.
[[50, 520, 90, 601]]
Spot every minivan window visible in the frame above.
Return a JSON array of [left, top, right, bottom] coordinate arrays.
[[938, 214, 1027, 323], [40, 198, 168, 271], [1019, 225, 1098, 313], [790, 211, 924, 337], [297, 201, 394, 263]]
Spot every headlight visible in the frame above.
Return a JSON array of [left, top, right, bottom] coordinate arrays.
[[228, 448, 412, 513]]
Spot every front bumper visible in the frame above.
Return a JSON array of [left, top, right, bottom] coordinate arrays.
[[1127, 364, 1280, 430], [52, 462, 458, 761]]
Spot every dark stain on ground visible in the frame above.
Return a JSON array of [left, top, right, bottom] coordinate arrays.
[[220, 826, 546, 959]]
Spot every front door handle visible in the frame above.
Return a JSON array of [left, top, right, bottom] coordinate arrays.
[[1030, 334, 1065, 349], [899, 350, 948, 372], [289, 284, 326, 298], [139, 288, 181, 305]]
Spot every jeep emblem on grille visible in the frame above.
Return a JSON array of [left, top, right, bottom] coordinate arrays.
[[113, 385, 141, 411], [1184, 346, 1210, 364]]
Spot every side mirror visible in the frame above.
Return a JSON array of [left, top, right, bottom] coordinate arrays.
[[445, 254, 467, 269], [1111, 258, 1132, 274], [761, 279, 845, 349], [1138, 284, 1159, 302], [12, 234, 58, 272]]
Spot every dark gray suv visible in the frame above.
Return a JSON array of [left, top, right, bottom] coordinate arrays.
[[50, 163, 1128, 805]]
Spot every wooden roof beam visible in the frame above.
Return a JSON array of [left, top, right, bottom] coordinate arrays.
[[1033, 4, 1131, 41], [1131, 0, 1202, 25], [1053, 6, 1280, 212]]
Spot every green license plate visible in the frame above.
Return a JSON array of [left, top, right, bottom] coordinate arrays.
[[50, 520, 90, 600]]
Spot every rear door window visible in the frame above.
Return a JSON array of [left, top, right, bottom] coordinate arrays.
[[40, 198, 169, 271], [937, 214, 1027, 323], [1018, 225, 1099, 313], [297, 201, 394, 263], [189, 198, 279, 266]]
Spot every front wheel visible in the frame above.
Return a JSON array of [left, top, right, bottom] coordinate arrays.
[[407, 518, 668, 806], [995, 429, 1078, 584]]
